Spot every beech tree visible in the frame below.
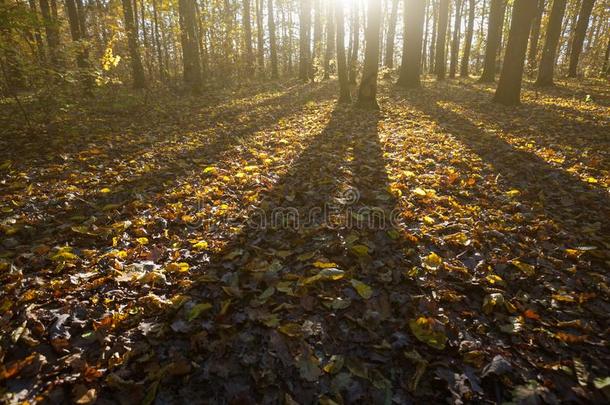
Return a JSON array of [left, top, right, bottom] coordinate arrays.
[[527, 0, 546, 74], [568, 0, 596, 77], [357, 0, 382, 109], [397, 0, 426, 88], [299, 0, 312, 81], [434, 0, 450, 80], [121, 0, 146, 88], [480, 0, 506, 82], [494, 0, 538, 105], [460, 0, 476, 77], [449, 0, 463, 78], [384, 0, 399, 68], [535, 0, 567, 87], [335, 0, 350, 103]]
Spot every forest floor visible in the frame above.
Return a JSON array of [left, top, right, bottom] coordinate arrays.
[[1, 77, 609, 404]]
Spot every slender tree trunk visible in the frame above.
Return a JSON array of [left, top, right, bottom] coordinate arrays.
[[397, 0, 426, 88], [434, 0, 449, 79], [449, 0, 463, 78], [39, 0, 61, 65], [568, 0, 595, 77], [312, 0, 322, 78], [479, 0, 506, 82], [335, 0, 350, 102], [527, 0, 545, 74], [535, 0, 567, 86], [460, 0, 475, 77], [122, 0, 147, 88], [493, 0, 537, 105], [152, 0, 164, 80], [268, 0, 278, 78], [602, 36, 610, 77], [429, 0, 438, 73], [357, 0, 382, 109], [348, 0, 360, 83], [256, 0, 265, 77], [422, 0, 430, 73], [299, 0, 312, 80], [243, 0, 254, 77], [178, 0, 203, 92], [384, 0, 399, 68], [324, 0, 335, 80]]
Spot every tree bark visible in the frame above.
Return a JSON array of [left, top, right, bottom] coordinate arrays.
[[429, 0, 438, 73], [568, 0, 595, 77], [335, 0, 350, 102], [348, 0, 360, 84], [460, 0, 475, 77], [535, 0, 567, 86], [178, 0, 203, 92], [268, 0, 278, 78], [449, 0, 464, 78], [243, 0, 254, 77], [602, 36, 610, 77], [384, 0, 399, 68], [324, 0, 335, 80], [357, 0, 382, 109], [527, 0, 545, 74], [493, 0, 537, 105], [256, 0, 265, 77], [299, 0, 312, 80], [397, 0, 426, 87], [434, 0, 449, 79], [479, 0, 506, 82], [312, 0, 322, 78], [122, 0, 147, 88], [39, 0, 61, 65]]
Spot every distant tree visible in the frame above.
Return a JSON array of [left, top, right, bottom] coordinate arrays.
[[429, 0, 438, 73], [568, 0, 595, 77], [460, 0, 476, 77], [243, 0, 254, 78], [603, 37, 610, 77], [335, 0, 350, 103], [397, 0, 426, 88], [357, 0, 382, 109], [449, 0, 464, 78], [312, 0, 322, 78], [384, 0, 399, 68], [434, 0, 449, 79], [299, 0, 312, 81], [348, 0, 361, 84], [38, 0, 61, 66], [527, 0, 545, 74], [178, 0, 203, 92], [324, 0, 335, 80], [493, 0, 538, 105], [268, 0, 278, 78], [256, 0, 265, 77], [479, 0, 506, 82], [121, 0, 146, 88], [535, 0, 567, 87]]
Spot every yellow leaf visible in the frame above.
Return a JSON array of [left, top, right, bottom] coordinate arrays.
[[165, 262, 190, 273], [506, 189, 521, 198], [278, 323, 302, 337], [413, 187, 427, 197], [423, 216, 435, 225], [422, 252, 442, 271], [100, 188, 111, 193], [351, 279, 373, 299], [350, 244, 369, 257], [136, 237, 149, 245], [510, 260, 535, 276], [313, 261, 337, 269], [187, 302, 212, 321], [192, 240, 209, 250], [409, 317, 447, 350]]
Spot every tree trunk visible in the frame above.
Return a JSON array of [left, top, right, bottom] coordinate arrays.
[[39, 0, 61, 65], [256, 0, 265, 77], [527, 0, 545, 74], [348, 0, 360, 84], [568, 0, 595, 77], [434, 0, 449, 79], [268, 0, 278, 78], [357, 0, 382, 109], [122, 0, 147, 88], [602, 36, 610, 77], [178, 0, 203, 92], [152, 0, 164, 80], [493, 0, 537, 105], [243, 0, 254, 77], [335, 0, 350, 102], [299, 0, 312, 80], [535, 0, 567, 87], [449, 0, 463, 78], [312, 0, 322, 78], [429, 0, 438, 73], [479, 0, 506, 82], [384, 0, 399, 68], [324, 0, 335, 80], [460, 0, 475, 77], [397, 0, 426, 88]]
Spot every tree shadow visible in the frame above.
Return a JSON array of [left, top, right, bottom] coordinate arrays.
[[397, 87, 610, 254], [9, 83, 334, 252]]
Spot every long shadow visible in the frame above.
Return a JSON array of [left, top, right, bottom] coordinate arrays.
[[105, 107, 417, 403], [12, 83, 333, 251], [398, 89, 610, 259]]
